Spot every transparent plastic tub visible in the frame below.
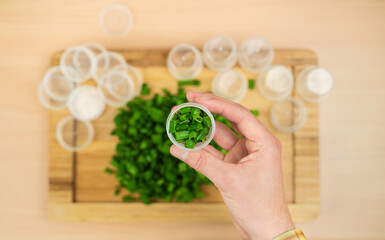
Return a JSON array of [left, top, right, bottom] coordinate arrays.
[[238, 37, 274, 73], [60, 46, 96, 83], [99, 3, 133, 37], [270, 98, 307, 133], [203, 35, 237, 72], [93, 51, 126, 82], [111, 63, 143, 96], [257, 65, 293, 101], [166, 103, 216, 151], [56, 116, 94, 151], [212, 70, 247, 102], [42, 66, 75, 101], [296, 66, 334, 103], [167, 44, 203, 80], [38, 82, 67, 110]]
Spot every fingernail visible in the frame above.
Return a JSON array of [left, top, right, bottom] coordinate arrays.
[[195, 96, 211, 101], [171, 145, 189, 161]]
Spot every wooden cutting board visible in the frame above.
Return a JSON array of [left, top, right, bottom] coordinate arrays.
[[48, 49, 319, 222]]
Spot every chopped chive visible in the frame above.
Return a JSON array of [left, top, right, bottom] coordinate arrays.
[[141, 83, 151, 95], [185, 139, 196, 149], [193, 115, 203, 123], [169, 120, 177, 133], [175, 130, 190, 141], [179, 107, 191, 114], [250, 109, 259, 117], [203, 116, 211, 127], [189, 131, 197, 139], [176, 122, 189, 131], [177, 79, 201, 87], [191, 107, 201, 116], [248, 79, 255, 90]]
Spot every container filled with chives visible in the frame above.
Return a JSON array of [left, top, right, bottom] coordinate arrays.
[[166, 103, 216, 151]]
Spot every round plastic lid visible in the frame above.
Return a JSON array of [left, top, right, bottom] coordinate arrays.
[[56, 116, 94, 152], [60, 46, 96, 83], [67, 86, 105, 121], [166, 103, 216, 152], [42, 66, 75, 101], [98, 70, 135, 107], [112, 63, 143, 96], [93, 51, 126, 82], [99, 3, 133, 37], [270, 98, 307, 133], [38, 82, 67, 110], [212, 70, 247, 102]]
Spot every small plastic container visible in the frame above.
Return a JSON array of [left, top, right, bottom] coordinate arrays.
[[257, 65, 293, 101], [111, 63, 143, 96], [212, 70, 247, 102], [99, 3, 134, 37], [93, 51, 126, 82], [60, 46, 96, 83], [98, 70, 135, 107], [75, 42, 109, 72], [166, 103, 216, 152], [67, 86, 105, 121], [238, 37, 274, 73], [296, 66, 334, 103], [270, 98, 307, 133], [38, 82, 68, 110], [203, 35, 237, 72], [167, 44, 203, 80], [56, 116, 94, 151], [42, 66, 75, 101]]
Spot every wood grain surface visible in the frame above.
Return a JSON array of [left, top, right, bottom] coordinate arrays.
[[0, 0, 385, 239]]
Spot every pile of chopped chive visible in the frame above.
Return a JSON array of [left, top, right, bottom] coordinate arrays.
[[169, 106, 212, 149]]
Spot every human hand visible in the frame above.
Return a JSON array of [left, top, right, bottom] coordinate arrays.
[[170, 91, 294, 240]]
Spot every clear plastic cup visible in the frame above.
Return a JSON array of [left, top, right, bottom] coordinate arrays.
[[111, 63, 142, 96], [257, 65, 293, 101], [166, 103, 216, 151], [270, 98, 307, 133], [203, 35, 237, 72], [238, 37, 274, 73], [99, 3, 134, 37], [42, 66, 75, 101], [38, 82, 67, 110], [56, 116, 94, 152], [67, 86, 105, 121], [98, 70, 135, 107], [212, 70, 247, 102], [60, 46, 96, 83], [74, 42, 109, 72], [296, 66, 334, 103], [93, 51, 126, 82], [167, 44, 203, 80]]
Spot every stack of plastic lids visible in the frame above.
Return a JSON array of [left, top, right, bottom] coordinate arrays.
[[38, 42, 142, 151]]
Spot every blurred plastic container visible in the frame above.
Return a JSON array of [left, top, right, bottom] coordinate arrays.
[[257, 65, 293, 101], [99, 3, 133, 37], [212, 70, 247, 102], [270, 98, 307, 133], [56, 116, 94, 151], [67, 86, 105, 121], [167, 44, 203, 80], [93, 51, 126, 82], [203, 35, 237, 72], [60, 46, 96, 83], [238, 37, 274, 73], [166, 103, 216, 152], [112, 63, 143, 96], [38, 82, 67, 110], [42, 66, 75, 101], [296, 66, 334, 103]]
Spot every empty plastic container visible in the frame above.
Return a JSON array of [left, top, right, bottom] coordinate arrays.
[[38, 82, 68, 110], [112, 63, 143, 96], [42, 66, 75, 101], [60, 46, 96, 83], [93, 51, 126, 82], [270, 98, 307, 133], [203, 35, 237, 72], [167, 44, 203, 80], [238, 37, 274, 73], [99, 3, 134, 37], [56, 116, 94, 151]]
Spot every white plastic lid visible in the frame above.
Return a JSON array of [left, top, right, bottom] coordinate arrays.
[[112, 63, 143, 96], [93, 51, 126, 82], [67, 86, 105, 121], [42, 66, 75, 101], [167, 44, 203, 80], [212, 70, 247, 102], [56, 116, 94, 152], [38, 82, 67, 110], [98, 70, 135, 107], [60, 46, 96, 83], [166, 103, 216, 152], [99, 3, 133, 37], [270, 98, 307, 133], [257, 65, 293, 101]]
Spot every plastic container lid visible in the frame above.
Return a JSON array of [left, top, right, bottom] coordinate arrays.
[[238, 37, 274, 73], [67, 86, 105, 121], [212, 70, 247, 102], [38, 82, 67, 110], [56, 116, 94, 152], [166, 103, 216, 152], [42, 66, 75, 101], [270, 98, 307, 133], [93, 51, 126, 82], [167, 44, 203, 80], [257, 65, 293, 101], [112, 63, 143, 96], [98, 70, 135, 107], [99, 3, 134, 37], [60, 46, 96, 83], [203, 35, 237, 72]]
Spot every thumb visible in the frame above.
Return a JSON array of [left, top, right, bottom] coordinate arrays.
[[170, 145, 230, 185]]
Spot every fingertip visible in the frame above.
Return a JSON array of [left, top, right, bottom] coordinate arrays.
[[186, 90, 200, 102], [170, 145, 188, 161]]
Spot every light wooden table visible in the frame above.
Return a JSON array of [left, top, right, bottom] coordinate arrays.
[[0, 0, 384, 239]]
